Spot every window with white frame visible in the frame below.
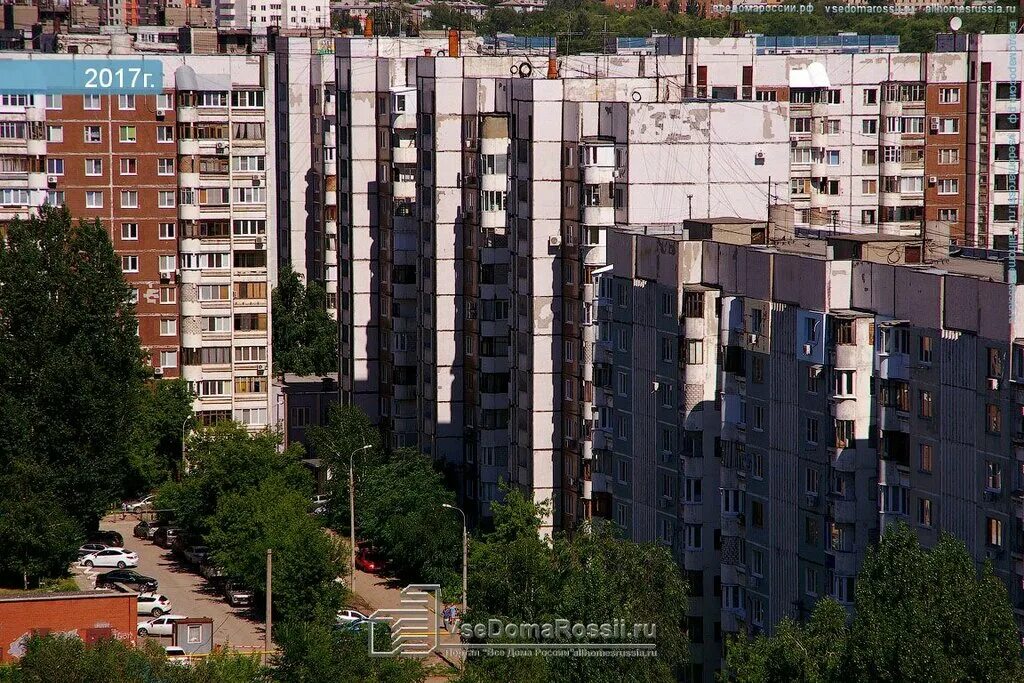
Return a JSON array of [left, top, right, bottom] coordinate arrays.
[[121, 223, 138, 240], [121, 255, 139, 272], [160, 319, 177, 336], [83, 94, 101, 110], [939, 87, 960, 104], [118, 94, 135, 110], [46, 125, 63, 142], [86, 191, 103, 208], [937, 178, 959, 195], [158, 255, 176, 273], [158, 191, 175, 208], [85, 158, 102, 176], [159, 222, 175, 239], [46, 158, 63, 175], [84, 125, 101, 143], [159, 350, 178, 369], [119, 125, 137, 143], [157, 158, 174, 175], [120, 190, 138, 208], [120, 158, 137, 175]]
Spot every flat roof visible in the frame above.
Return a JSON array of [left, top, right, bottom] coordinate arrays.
[[0, 590, 136, 603], [829, 233, 920, 243]]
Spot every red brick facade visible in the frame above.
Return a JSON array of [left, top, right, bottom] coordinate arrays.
[[0, 592, 137, 662]]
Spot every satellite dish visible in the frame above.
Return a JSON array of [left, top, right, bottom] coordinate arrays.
[[949, 16, 963, 32]]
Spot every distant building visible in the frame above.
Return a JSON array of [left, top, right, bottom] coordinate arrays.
[[0, 591, 137, 662]]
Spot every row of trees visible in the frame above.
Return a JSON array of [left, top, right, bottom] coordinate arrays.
[[0, 208, 192, 588], [416, 0, 1017, 54]]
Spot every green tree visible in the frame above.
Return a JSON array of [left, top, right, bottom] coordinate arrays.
[[125, 378, 195, 495], [0, 207, 148, 581], [0, 479, 82, 588], [355, 448, 462, 593], [272, 622, 425, 683], [206, 479, 346, 624], [272, 264, 338, 376], [307, 404, 384, 529], [6, 633, 266, 683], [157, 422, 312, 538], [723, 524, 1024, 683], [459, 490, 689, 683]]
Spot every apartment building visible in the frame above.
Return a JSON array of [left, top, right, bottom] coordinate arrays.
[[214, 0, 329, 30], [0, 54, 274, 429]]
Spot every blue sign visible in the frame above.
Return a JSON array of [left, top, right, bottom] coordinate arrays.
[[0, 60, 163, 95]]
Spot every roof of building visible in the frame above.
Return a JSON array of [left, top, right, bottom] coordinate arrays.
[[0, 590, 136, 603]]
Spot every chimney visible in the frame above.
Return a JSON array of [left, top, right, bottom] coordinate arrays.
[[448, 28, 459, 57], [363, 15, 373, 37], [547, 55, 558, 79]]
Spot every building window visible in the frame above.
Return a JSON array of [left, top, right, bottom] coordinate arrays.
[[986, 404, 1002, 434], [120, 223, 138, 240], [919, 390, 934, 418], [84, 125, 101, 143], [118, 94, 135, 110], [121, 255, 139, 273], [805, 417, 819, 445], [939, 87, 960, 104], [46, 158, 63, 175], [683, 340, 703, 365], [160, 287, 176, 304], [158, 191, 176, 208], [46, 125, 63, 142], [157, 125, 173, 142], [120, 158, 137, 175], [159, 223, 175, 240], [45, 94, 62, 109], [805, 567, 818, 596], [862, 149, 877, 166], [805, 366, 820, 394], [85, 191, 103, 208], [83, 158, 102, 176], [937, 178, 959, 195], [119, 125, 137, 143], [938, 148, 960, 164], [987, 518, 1003, 547], [938, 208, 958, 222], [861, 118, 877, 135], [938, 118, 959, 134], [920, 443, 933, 473], [159, 350, 178, 369], [863, 88, 877, 104], [835, 420, 855, 448], [83, 94, 101, 110], [120, 190, 138, 208], [986, 462, 1003, 491], [159, 255, 176, 273], [160, 319, 177, 336], [833, 370, 855, 397]]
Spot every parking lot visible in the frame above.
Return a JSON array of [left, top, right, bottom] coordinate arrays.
[[74, 514, 266, 650]]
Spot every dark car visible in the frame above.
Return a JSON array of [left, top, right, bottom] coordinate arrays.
[[133, 520, 160, 540], [88, 530, 124, 547], [224, 580, 254, 607], [96, 569, 158, 592], [153, 527, 181, 550]]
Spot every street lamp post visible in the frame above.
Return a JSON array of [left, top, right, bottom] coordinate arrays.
[[349, 444, 372, 592], [442, 503, 468, 617]]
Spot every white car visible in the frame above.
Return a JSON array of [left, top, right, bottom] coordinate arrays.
[[336, 608, 367, 624], [138, 614, 185, 637], [80, 548, 139, 569], [137, 593, 172, 617], [165, 646, 189, 665], [125, 495, 156, 513]]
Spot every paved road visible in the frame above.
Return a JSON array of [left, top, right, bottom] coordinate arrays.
[[74, 515, 266, 651]]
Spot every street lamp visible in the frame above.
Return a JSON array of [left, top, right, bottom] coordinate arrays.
[[442, 503, 468, 617], [349, 444, 372, 592]]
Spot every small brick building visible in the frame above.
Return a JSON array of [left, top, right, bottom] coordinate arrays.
[[0, 591, 137, 662]]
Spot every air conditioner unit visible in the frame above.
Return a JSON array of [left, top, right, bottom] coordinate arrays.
[[989, 377, 1000, 390], [160, 272, 171, 283], [257, 364, 267, 376], [153, 367, 164, 377], [803, 343, 813, 355], [255, 237, 265, 250], [252, 176, 261, 187], [928, 176, 937, 185], [930, 117, 940, 130], [216, 143, 226, 154], [749, 333, 758, 345], [156, 108, 166, 119], [548, 235, 562, 247], [47, 175, 57, 186]]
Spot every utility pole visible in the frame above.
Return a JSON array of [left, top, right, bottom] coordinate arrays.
[[687, 193, 693, 219], [265, 549, 272, 665], [350, 444, 372, 592], [442, 504, 468, 616]]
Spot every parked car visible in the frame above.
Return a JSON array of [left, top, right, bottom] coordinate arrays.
[[153, 527, 182, 549], [183, 546, 210, 565], [80, 548, 139, 569], [311, 494, 330, 515], [133, 520, 160, 540], [77, 542, 109, 558], [96, 569, 158, 592], [199, 560, 226, 581], [224, 580, 254, 607], [125, 495, 156, 513], [137, 614, 185, 637], [355, 547, 384, 574], [336, 608, 368, 625], [137, 593, 172, 617], [165, 646, 189, 665], [87, 530, 124, 547]]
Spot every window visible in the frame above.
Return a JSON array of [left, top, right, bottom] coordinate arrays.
[[46, 125, 63, 142], [160, 287, 176, 304], [235, 345, 267, 361], [805, 417, 819, 445], [45, 190, 65, 206], [805, 366, 820, 394], [232, 187, 266, 204], [751, 549, 764, 577], [120, 190, 138, 208], [159, 350, 178, 369], [825, 150, 840, 166], [861, 118, 877, 134], [45, 94, 62, 109], [862, 149, 877, 165], [121, 223, 138, 240], [752, 405, 765, 431], [880, 484, 909, 515], [805, 567, 818, 597], [232, 90, 265, 108], [863, 88, 877, 105], [159, 223, 175, 239], [861, 179, 877, 195], [987, 462, 1003, 491], [198, 285, 230, 301], [683, 292, 704, 318], [901, 176, 923, 193], [939, 87, 960, 104], [83, 94, 101, 110], [235, 407, 268, 426], [919, 443, 934, 473], [683, 524, 701, 550], [84, 125, 101, 143], [564, 340, 576, 362], [987, 404, 1002, 434], [617, 459, 629, 483], [987, 517, 1003, 547], [232, 155, 265, 172], [121, 255, 139, 273], [157, 158, 174, 175], [825, 119, 840, 135], [157, 125, 173, 142], [938, 208, 959, 222], [751, 452, 763, 479], [834, 370, 855, 397], [751, 355, 764, 383], [835, 420, 855, 448], [938, 118, 959, 134], [118, 94, 135, 110], [120, 158, 137, 175], [661, 336, 674, 363], [883, 145, 902, 163], [160, 319, 177, 336], [86, 191, 103, 208], [46, 158, 63, 175], [158, 255, 176, 273], [119, 125, 137, 143], [158, 191, 175, 208], [938, 148, 959, 165], [751, 500, 764, 528], [790, 117, 812, 134], [937, 179, 959, 195]]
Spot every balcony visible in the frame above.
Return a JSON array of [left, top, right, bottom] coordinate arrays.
[[392, 145, 417, 165]]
